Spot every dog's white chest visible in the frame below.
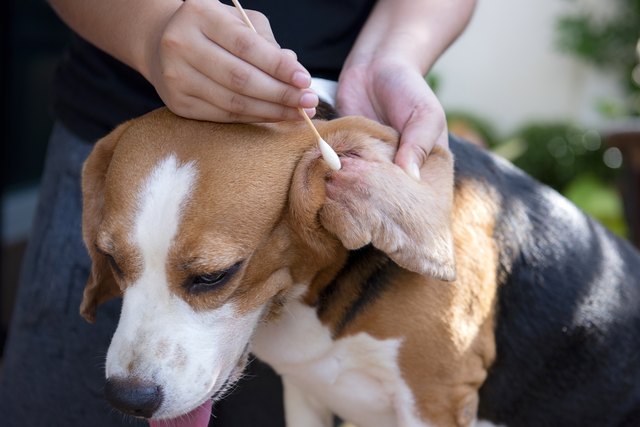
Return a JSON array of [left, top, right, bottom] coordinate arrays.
[[252, 297, 426, 427]]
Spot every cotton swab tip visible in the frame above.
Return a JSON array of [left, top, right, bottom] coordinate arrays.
[[231, 0, 340, 171], [298, 108, 341, 170], [319, 137, 342, 170]]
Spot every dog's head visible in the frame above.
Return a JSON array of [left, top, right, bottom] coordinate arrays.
[[81, 108, 455, 424]]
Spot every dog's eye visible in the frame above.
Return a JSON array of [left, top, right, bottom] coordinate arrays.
[[106, 254, 123, 276], [194, 272, 227, 286], [95, 244, 124, 277], [186, 261, 243, 294]]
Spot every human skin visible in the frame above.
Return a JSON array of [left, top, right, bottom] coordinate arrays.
[[48, 0, 316, 122], [48, 0, 476, 178], [337, 0, 476, 179]]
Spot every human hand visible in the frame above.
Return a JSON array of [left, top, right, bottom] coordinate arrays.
[[336, 57, 448, 181], [142, 0, 318, 122]]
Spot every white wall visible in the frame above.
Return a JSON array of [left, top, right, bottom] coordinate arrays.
[[434, 0, 624, 135]]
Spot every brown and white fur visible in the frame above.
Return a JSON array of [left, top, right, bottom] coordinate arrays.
[[80, 105, 640, 427]]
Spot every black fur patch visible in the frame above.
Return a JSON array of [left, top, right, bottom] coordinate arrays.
[[314, 100, 340, 121], [317, 245, 399, 337], [449, 136, 640, 427]]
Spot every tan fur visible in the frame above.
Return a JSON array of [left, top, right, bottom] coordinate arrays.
[[81, 108, 498, 425], [81, 121, 132, 322], [82, 109, 315, 317], [331, 180, 500, 426]]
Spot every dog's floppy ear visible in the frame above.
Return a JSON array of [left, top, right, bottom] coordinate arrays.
[[291, 117, 456, 281], [79, 122, 130, 323]]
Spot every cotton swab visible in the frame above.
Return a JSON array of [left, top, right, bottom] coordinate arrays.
[[230, 0, 342, 170], [299, 107, 342, 170]]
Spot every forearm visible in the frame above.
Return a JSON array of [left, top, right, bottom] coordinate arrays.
[[345, 0, 477, 73], [47, 0, 181, 79]]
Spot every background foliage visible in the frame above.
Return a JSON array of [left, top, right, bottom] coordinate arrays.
[[441, 1, 640, 238], [556, 0, 640, 117]]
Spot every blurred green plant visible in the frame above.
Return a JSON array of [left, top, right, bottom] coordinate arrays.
[[564, 174, 628, 236], [426, 73, 441, 94], [446, 114, 628, 237], [503, 122, 626, 236], [446, 111, 499, 147], [440, 2, 638, 238], [556, 0, 640, 117], [505, 123, 615, 190]]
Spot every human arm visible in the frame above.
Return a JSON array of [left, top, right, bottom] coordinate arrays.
[[336, 0, 477, 180], [47, 0, 318, 122]]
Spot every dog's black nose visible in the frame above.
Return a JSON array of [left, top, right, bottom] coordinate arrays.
[[105, 377, 163, 418]]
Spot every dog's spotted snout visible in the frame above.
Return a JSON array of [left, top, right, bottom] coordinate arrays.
[[105, 377, 163, 418]]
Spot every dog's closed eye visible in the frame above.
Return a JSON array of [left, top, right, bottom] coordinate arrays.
[[105, 254, 124, 277], [185, 261, 243, 294], [95, 244, 124, 278]]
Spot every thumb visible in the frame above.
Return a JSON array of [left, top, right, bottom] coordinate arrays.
[[394, 122, 448, 182]]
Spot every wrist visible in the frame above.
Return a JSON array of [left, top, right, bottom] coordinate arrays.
[[341, 53, 422, 87], [137, 0, 183, 82], [344, 0, 476, 76]]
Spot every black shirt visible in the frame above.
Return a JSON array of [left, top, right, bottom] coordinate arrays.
[[52, 0, 376, 142]]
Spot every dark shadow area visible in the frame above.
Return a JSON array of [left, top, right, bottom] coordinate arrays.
[[1, 0, 71, 356]]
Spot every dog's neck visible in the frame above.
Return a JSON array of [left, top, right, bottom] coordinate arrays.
[[265, 214, 395, 341], [305, 245, 395, 337]]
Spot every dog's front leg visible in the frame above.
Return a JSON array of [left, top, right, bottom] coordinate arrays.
[[283, 377, 333, 427]]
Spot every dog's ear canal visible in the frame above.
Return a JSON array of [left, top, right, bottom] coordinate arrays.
[[79, 122, 130, 323], [317, 133, 457, 282]]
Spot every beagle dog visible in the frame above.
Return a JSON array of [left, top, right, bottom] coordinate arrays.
[[81, 106, 640, 427]]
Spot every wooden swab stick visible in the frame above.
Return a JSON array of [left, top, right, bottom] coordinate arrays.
[[230, 0, 342, 170], [230, 0, 256, 32]]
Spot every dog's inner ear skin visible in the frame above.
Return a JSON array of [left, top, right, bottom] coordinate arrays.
[[313, 119, 457, 281]]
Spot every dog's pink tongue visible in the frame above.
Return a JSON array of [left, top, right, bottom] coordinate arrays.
[[149, 400, 212, 427]]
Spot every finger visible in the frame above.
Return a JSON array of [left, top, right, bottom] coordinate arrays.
[[201, 5, 311, 89], [180, 68, 311, 121], [182, 95, 316, 123], [244, 9, 279, 47], [394, 115, 448, 181], [225, 5, 281, 48], [184, 33, 318, 108], [175, 95, 271, 122]]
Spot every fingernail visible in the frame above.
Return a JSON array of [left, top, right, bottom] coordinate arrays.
[[408, 162, 421, 181], [303, 108, 316, 118], [299, 91, 319, 108], [292, 71, 311, 88]]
